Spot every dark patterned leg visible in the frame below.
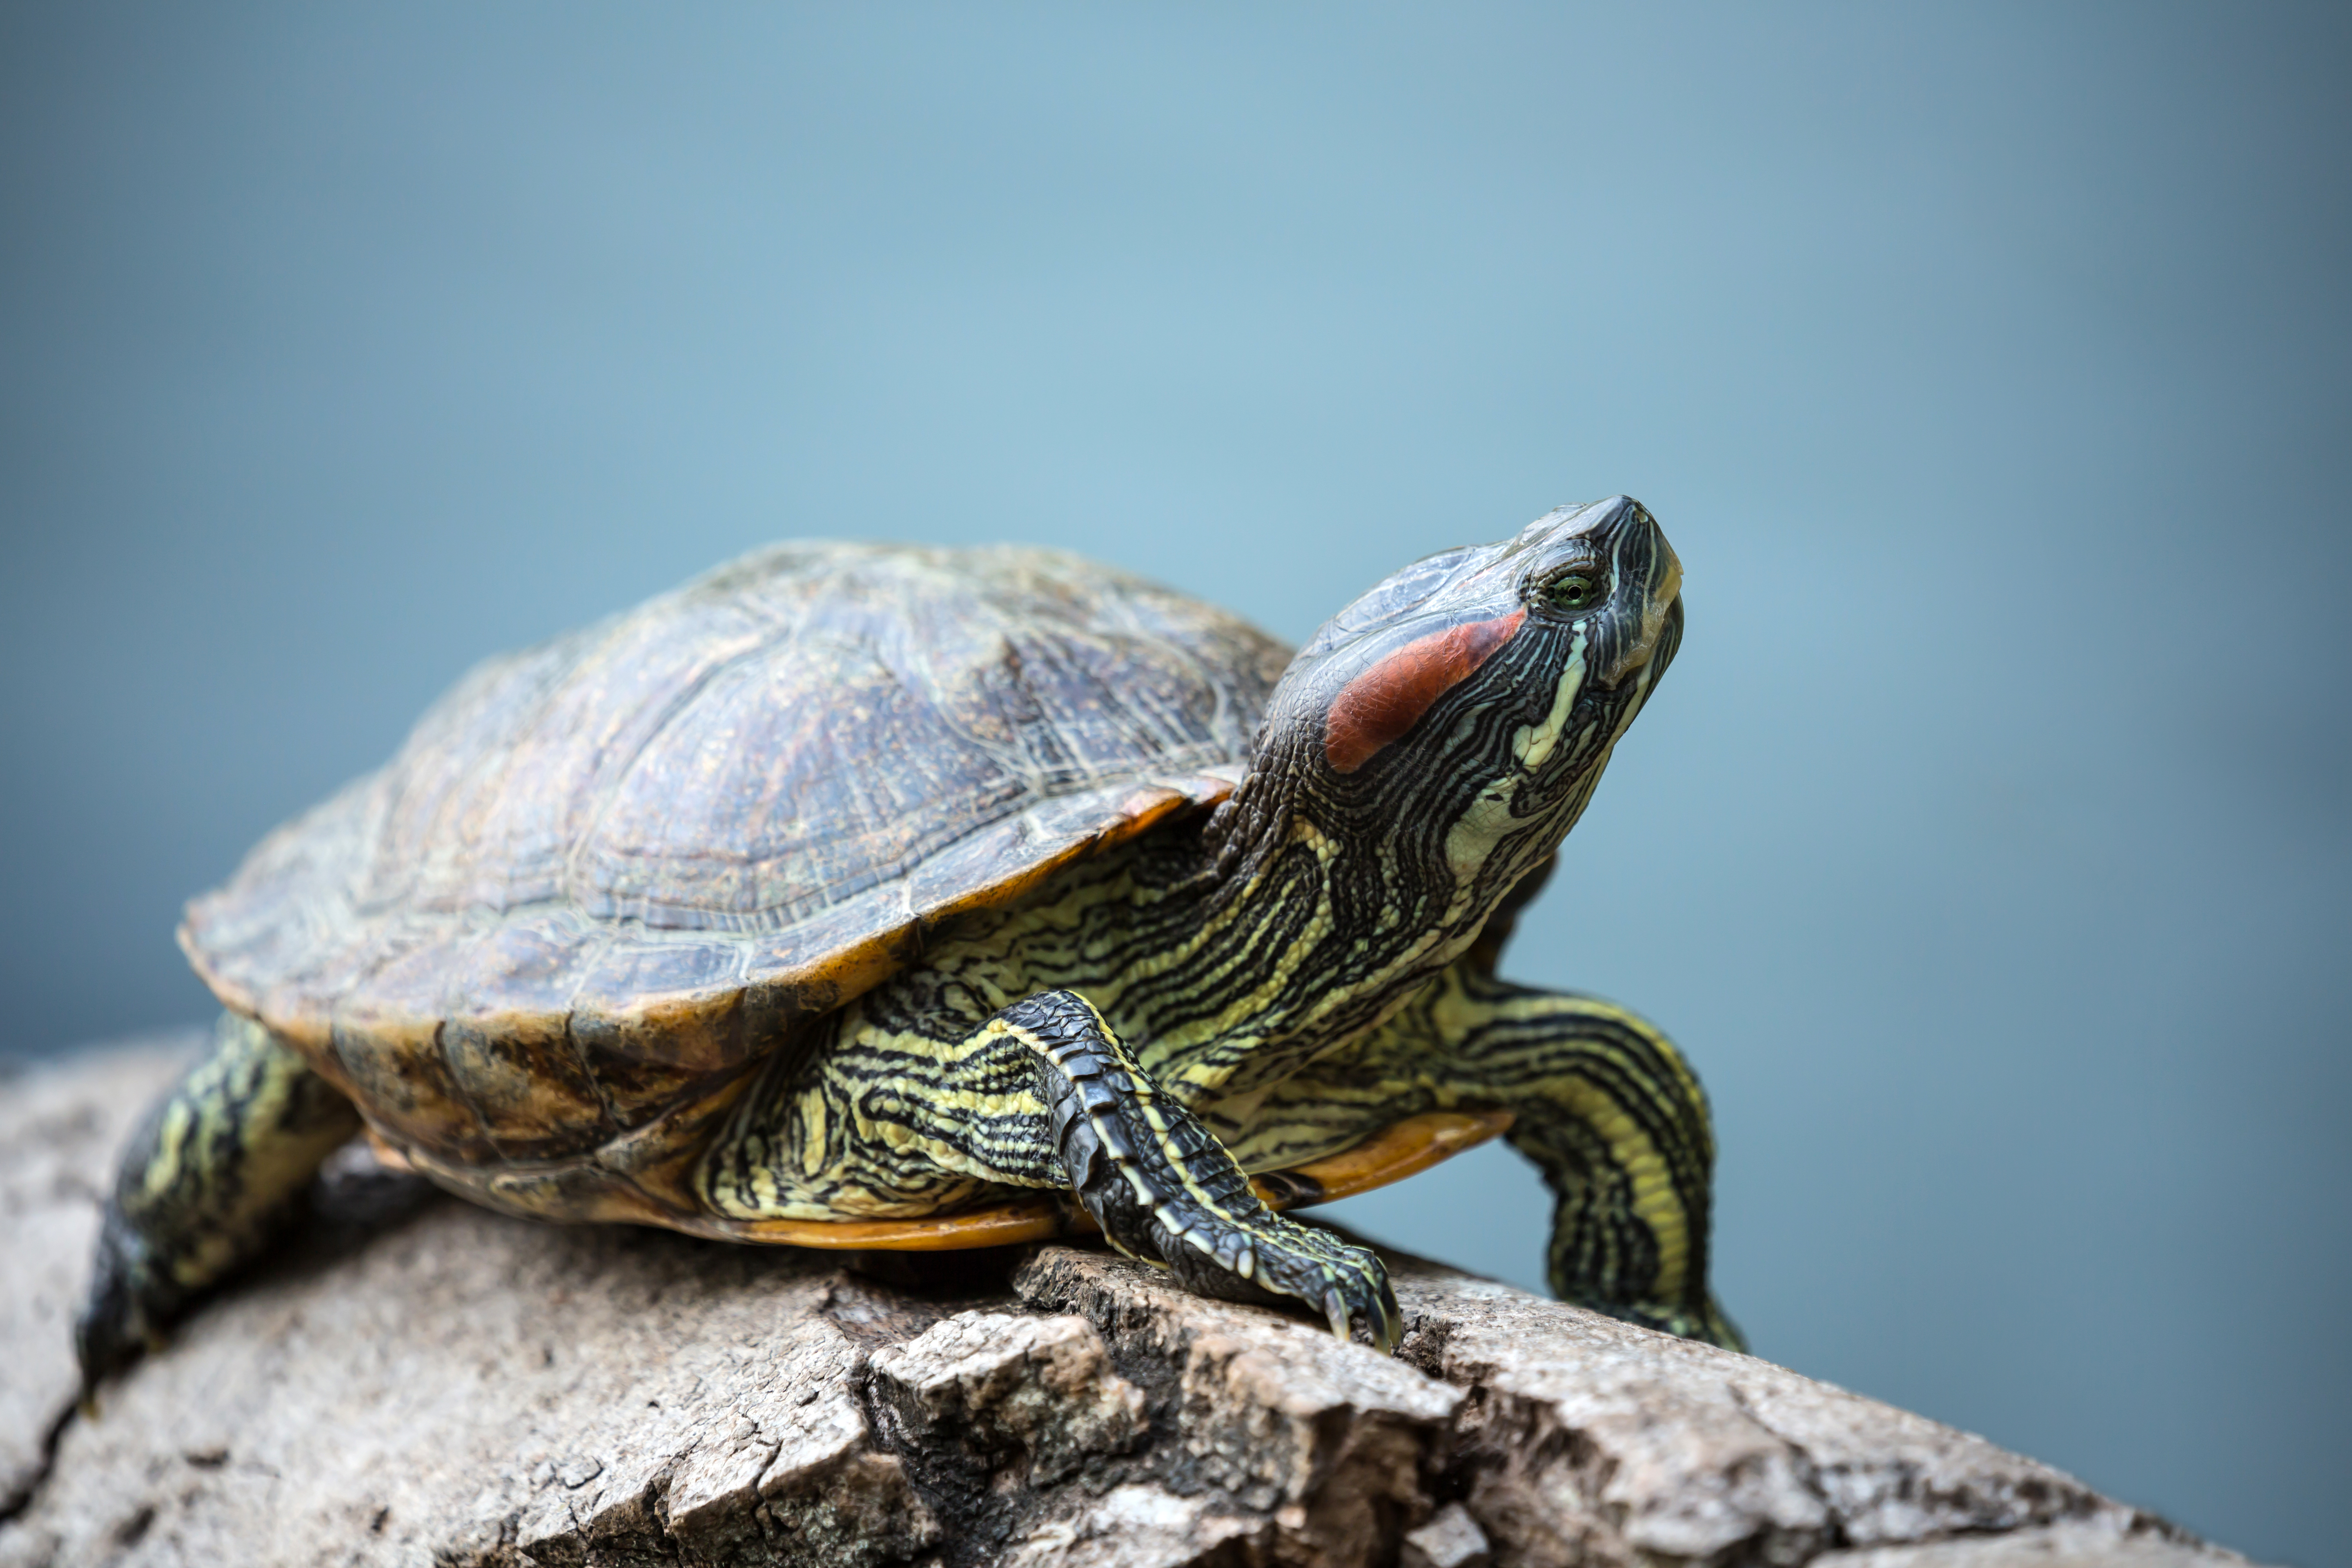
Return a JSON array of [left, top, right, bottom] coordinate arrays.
[[1215, 962, 1743, 1351], [1003, 991, 1399, 1348], [698, 988, 1401, 1349], [76, 1014, 361, 1390]]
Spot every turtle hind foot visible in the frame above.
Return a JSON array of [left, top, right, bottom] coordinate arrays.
[[73, 1013, 363, 1396], [73, 1214, 178, 1397]]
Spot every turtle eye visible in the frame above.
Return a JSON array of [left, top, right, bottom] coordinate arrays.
[[1544, 572, 1603, 612]]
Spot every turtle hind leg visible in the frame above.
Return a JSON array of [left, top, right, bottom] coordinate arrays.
[[76, 1013, 361, 1390]]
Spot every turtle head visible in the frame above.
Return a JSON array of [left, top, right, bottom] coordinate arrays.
[[1296, 494, 1681, 779], [1234, 496, 1682, 919]]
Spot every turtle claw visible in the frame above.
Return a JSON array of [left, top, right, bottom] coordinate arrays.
[[1123, 1198, 1398, 1352], [1350, 1260, 1405, 1354], [1319, 1263, 1403, 1353], [1211, 1214, 1396, 1353], [1323, 1286, 1352, 1342], [1370, 1276, 1404, 1355]]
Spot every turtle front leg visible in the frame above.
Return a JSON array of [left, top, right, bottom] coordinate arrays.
[[993, 992, 1402, 1348], [77, 1013, 361, 1391], [1453, 975, 1743, 1350], [1218, 962, 1743, 1351], [696, 989, 1401, 1350]]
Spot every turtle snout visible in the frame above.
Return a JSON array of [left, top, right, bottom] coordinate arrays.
[[1599, 506, 1682, 686]]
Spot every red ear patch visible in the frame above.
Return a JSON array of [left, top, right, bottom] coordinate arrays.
[[1323, 609, 1526, 773]]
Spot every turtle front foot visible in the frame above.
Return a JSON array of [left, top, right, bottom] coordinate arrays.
[[1594, 1293, 1747, 1354], [1145, 1203, 1402, 1353], [1002, 989, 1403, 1352]]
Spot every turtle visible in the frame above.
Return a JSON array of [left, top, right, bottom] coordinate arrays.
[[76, 494, 1741, 1387]]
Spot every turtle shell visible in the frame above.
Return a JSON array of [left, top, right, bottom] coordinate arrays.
[[182, 543, 1286, 1174]]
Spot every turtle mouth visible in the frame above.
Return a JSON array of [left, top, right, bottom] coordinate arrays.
[[1572, 591, 1679, 760], [1594, 523, 1683, 690], [1646, 593, 1684, 686]]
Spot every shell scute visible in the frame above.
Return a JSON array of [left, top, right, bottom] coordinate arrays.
[[440, 1008, 612, 1163], [326, 1011, 489, 1163]]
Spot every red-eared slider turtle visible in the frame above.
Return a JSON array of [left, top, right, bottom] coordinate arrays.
[[78, 497, 1740, 1384]]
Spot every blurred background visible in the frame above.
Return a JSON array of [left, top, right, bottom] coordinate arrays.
[[3, 4, 2345, 1562]]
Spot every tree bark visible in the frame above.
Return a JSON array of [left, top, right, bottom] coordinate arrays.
[[0, 1040, 2253, 1568]]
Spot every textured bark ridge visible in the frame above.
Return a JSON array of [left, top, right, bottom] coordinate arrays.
[[0, 1044, 2253, 1568]]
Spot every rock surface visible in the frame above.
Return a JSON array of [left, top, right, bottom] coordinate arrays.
[[0, 1042, 2254, 1568]]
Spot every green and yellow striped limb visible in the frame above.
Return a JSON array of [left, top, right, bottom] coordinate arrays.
[[77, 1014, 361, 1388], [1209, 961, 1744, 1350], [697, 987, 1400, 1348]]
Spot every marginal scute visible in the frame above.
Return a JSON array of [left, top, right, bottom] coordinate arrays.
[[179, 544, 1282, 1167]]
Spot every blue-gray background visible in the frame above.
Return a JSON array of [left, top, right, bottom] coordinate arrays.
[[4, 5, 2345, 1562]]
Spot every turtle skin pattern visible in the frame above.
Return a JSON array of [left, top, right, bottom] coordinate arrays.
[[82, 501, 1739, 1385], [1001, 989, 1399, 1347]]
